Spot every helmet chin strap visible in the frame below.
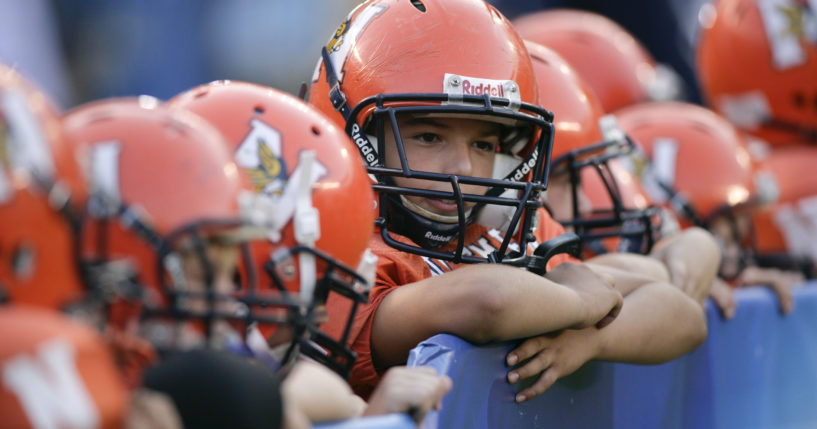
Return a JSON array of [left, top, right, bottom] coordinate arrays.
[[294, 151, 320, 313]]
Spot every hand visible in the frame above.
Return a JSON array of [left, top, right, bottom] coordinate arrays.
[[735, 266, 804, 315], [124, 388, 183, 429], [650, 228, 720, 305], [545, 262, 622, 329], [505, 329, 597, 403], [709, 277, 736, 319], [283, 360, 366, 423], [364, 366, 452, 425]]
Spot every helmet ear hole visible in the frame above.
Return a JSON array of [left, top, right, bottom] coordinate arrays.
[[410, 0, 426, 13]]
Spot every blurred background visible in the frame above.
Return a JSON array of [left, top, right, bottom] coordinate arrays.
[[0, 0, 360, 109], [0, 0, 706, 110]]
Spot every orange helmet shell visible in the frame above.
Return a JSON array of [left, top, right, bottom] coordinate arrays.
[[697, 0, 817, 145], [169, 81, 374, 279], [169, 81, 376, 376], [525, 40, 606, 160], [0, 64, 88, 309], [62, 98, 248, 330], [309, 0, 540, 132], [514, 9, 666, 112], [615, 101, 758, 226], [0, 306, 129, 429], [752, 145, 817, 255]]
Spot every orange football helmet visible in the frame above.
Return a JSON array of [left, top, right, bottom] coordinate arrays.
[[514, 8, 683, 113], [308, 0, 556, 266], [615, 101, 775, 277], [751, 145, 817, 275], [0, 305, 129, 429], [697, 0, 817, 145], [168, 80, 376, 378], [0, 63, 91, 310], [526, 40, 660, 256], [61, 97, 290, 357]]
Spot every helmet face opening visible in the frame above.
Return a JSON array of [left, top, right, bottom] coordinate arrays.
[[549, 136, 661, 256], [347, 93, 555, 264], [260, 243, 369, 378]]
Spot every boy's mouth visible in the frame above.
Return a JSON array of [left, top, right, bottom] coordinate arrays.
[[400, 195, 473, 223], [426, 198, 459, 213]]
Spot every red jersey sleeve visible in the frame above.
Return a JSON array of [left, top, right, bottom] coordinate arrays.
[[329, 234, 431, 399], [535, 207, 581, 269]]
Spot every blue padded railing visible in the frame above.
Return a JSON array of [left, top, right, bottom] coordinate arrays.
[[314, 413, 416, 429], [408, 282, 817, 429], [315, 283, 817, 428]]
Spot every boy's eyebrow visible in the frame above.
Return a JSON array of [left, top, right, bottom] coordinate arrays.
[[401, 116, 503, 137]]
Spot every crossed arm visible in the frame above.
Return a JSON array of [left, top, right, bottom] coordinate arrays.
[[370, 262, 623, 369], [505, 277, 707, 402], [504, 250, 711, 402]]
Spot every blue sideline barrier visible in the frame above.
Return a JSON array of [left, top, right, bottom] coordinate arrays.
[[314, 283, 817, 428], [405, 282, 817, 429], [314, 413, 416, 429]]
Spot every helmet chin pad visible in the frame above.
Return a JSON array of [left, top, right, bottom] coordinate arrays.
[[477, 153, 524, 233]]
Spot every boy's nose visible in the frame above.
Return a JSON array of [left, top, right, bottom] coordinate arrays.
[[441, 142, 474, 176]]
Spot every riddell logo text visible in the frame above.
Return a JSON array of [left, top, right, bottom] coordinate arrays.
[[462, 80, 504, 97], [425, 231, 454, 242], [351, 123, 378, 167], [510, 148, 539, 181]]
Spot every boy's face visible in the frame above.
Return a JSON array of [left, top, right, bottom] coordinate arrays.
[[147, 237, 245, 349], [384, 114, 501, 219], [545, 170, 593, 229], [710, 212, 751, 279], [178, 239, 240, 315]]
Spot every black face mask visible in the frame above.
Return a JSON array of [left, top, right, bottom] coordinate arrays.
[[355, 99, 555, 266], [550, 136, 661, 257]]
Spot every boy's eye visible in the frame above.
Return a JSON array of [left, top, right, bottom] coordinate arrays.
[[473, 140, 497, 152], [412, 133, 439, 143]]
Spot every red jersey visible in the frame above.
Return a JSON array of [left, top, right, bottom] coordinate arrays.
[[331, 208, 577, 398]]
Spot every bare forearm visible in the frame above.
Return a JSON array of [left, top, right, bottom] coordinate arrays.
[[372, 264, 609, 366], [425, 264, 592, 343], [584, 257, 670, 295], [593, 282, 706, 364]]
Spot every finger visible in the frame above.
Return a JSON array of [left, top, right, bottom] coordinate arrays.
[[405, 366, 439, 377], [507, 349, 553, 383], [709, 280, 736, 319], [515, 368, 559, 403], [597, 293, 622, 329], [772, 281, 794, 314], [506, 336, 550, 366], [595, 310, 618, 329], [712, 291, 736, 319], [433, 375, 453, 410]]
